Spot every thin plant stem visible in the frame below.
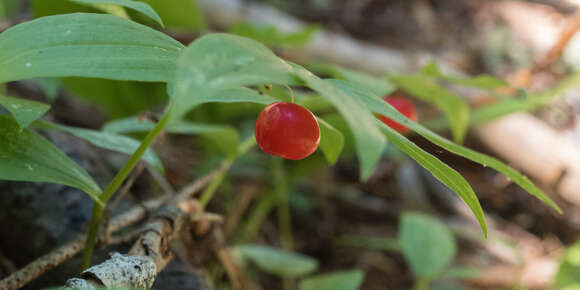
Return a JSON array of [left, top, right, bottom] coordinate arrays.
[[82, 104, 173, 269], [199, 136, 257, 208], [412, 277, 430, 290], [273, 158, 293, 251], [283, 84, 295, 103]]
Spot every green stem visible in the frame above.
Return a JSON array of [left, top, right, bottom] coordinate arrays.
[[81, 104, 172, 269], [412, 277, 430, 290], [199, 137, 256, 208], [273, 158, 293, 250], [81, 203, 104, 270]]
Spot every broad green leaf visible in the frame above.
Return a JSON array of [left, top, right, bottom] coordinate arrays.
[[230, 245, 318, 278], [379, 121, 486, 235], [0, 95, 50, 128], [344, 80, 561, 214], [103, 117, 240, 156], [291, 64, 386, 180], [310, 64, 396, 97], [389, 75, 469, 143], [400, 212, 456, 278], [300, 270, 364, 290], [69, 0, 163, 27], [317, 117, 344, 164], [0, 115, 102, 202], [0, 13, 183, 84], [172, 33, 297, 120], [138, 0, 205, 31], [34, 120, 164, 172], [230, 23, 320, 47], [555, 239, 580, 289]]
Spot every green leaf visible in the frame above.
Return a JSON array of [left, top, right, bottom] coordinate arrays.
[[444, 75, 508, 90], [334, 235, 401, 252], [35, 120, 164, 172], [400, 212, 456, 278], [555, 240, 580, 289], [172, 34, 297, 119], [291, 65, 386, 180], [0, 13, 183, 84], [230, 245, 318, 278], [230, 23, 320, 47], [138, 0, 206, 31], [69, 0, 164, 27], [420, 61, 507, 90], [379, 121, 486, 236], [346, 80, 561, 214], [426, 73, 580, 131], [0, 95, 50, 129], [300, 270, 364, 290], [103, 117, 240, 157], [0, 115, 102, 202], [310, 64, 396, 97], [317, 117, 344, 164], [389, 75, 470, 143]]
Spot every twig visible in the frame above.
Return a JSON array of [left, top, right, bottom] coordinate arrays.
[[64, 202, 195, 288], [0, 165, 226, 290]]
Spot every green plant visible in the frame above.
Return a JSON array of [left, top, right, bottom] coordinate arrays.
[[336, 212, 480, 289], [0, 0, 566, 273]]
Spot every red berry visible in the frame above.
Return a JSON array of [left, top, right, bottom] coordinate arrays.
[[255, 102, 320, 160], [379, 96, 418, 133]]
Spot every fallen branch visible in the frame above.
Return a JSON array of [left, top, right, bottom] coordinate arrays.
[[0, 166, 223, 290], [64, 202, 194, 289]]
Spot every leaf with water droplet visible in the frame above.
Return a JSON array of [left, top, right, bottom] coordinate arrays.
[[0, 115, 102, 203], [0, 95, 50, 129]]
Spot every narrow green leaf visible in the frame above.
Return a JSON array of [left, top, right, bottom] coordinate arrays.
[[379, 121, 486, 236], [0, 95, 50, 128], [389, 75, 470, 143], [230, 23, 320, 47], [317, 117, 344, 164], [69, 0, 164, 27], [344, 80, 561, 214], [420, 61, 507, 90], [34, 120, 164, 172], [310, 64, 396, 97], [230, 245, 318, 278], [103, 117, 240, 156], [291, 64, 386, 180], [300, 270, 364, 290], [334, 235, 401, 252], [37, 78, 62, 101], [400, 212, 456, 278], [0, 13, 183, 84], [0, 115, 102, 202], [172, 33, 297, 119]]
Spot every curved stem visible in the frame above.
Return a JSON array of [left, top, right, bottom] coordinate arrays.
[[283, 84, 295, 103], [81, 103, 173, 269], [199, 136, 256, 208]]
